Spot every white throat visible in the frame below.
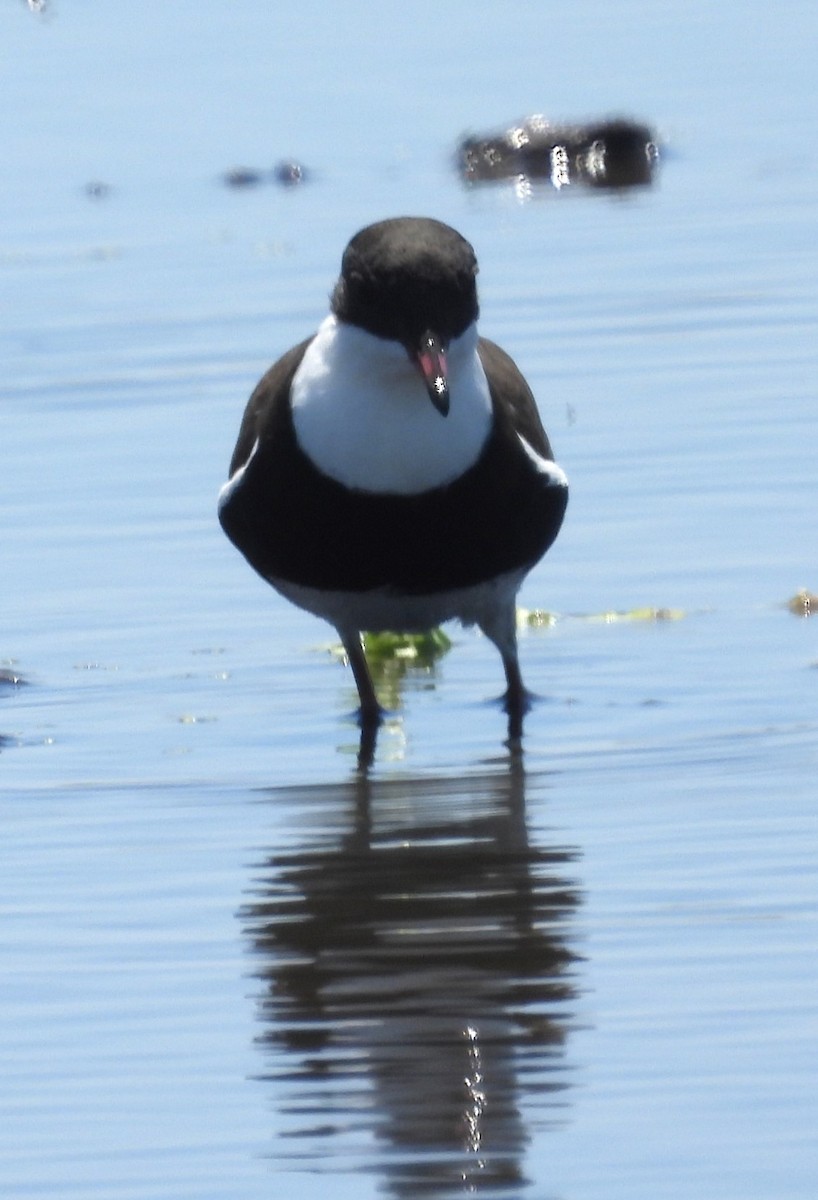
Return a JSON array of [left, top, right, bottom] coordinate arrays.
[[290, 315, 492, 495]]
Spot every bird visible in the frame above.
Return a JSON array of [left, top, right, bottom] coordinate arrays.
[[218, 216, 568, 752]]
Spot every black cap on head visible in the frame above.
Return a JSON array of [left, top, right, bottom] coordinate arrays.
[[331, 217, 479, 347]]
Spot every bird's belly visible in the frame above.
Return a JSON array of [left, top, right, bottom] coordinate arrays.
[[269, 568, 527, 636]]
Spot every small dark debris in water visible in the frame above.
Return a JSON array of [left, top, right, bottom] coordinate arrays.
[[457, 115, 659, 191], [0, 667, 27, 689], [786, 589, 818, 617], [271, 160, 307, 186], [223, 161, 309, 189], [223, 166, 266, 189], [84, 181, 113, 200]]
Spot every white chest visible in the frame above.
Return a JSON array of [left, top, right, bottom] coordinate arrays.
[[290, 316, 492, 495]]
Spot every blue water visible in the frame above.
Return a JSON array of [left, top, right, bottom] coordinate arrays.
[[2, 1, 817, 1197]]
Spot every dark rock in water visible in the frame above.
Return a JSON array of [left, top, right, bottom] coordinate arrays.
[[0, 667, 26, 688], [271, 160, 307, 186], [457, 115, 659, 191], [223, 166, 266, 189], [84, 180, 113, 200]]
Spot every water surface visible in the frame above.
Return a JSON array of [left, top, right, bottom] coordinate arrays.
[[2, 1, 817, 1197]]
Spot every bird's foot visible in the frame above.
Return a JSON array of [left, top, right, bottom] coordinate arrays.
[[351, 702, 389, 772], [354, 701, 388, 730], [502, 685, 535, 743]]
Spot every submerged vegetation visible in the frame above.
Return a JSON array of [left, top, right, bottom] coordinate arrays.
[[360, 628, 453, 664], [328, 604, 688, 674], [327, 628, 453, 712], [517, 605, 686, 627], [323, 589, 814, 705], [574, 606, 686, 624]]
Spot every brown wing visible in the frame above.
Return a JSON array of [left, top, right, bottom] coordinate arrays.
[[228, 337, 313, 476], [477, 337, 555, 460]]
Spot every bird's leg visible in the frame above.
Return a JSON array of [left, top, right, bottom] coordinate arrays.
[[477, 600, 533, 741], [500, 645, 532, 742], [340, 631, 383, 730]]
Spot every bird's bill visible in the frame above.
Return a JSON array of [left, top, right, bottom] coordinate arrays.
[[412, 331, 450, 416]]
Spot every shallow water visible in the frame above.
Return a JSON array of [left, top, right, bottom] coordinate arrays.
[[3, 1, 818, 1197]]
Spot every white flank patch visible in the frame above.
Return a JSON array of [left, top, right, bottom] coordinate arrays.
[[217, 436, 259, 514], [517, 435, 569, 489], [290, 315, 492, 495]]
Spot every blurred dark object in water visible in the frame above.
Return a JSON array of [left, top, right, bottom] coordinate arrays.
[[458, 115, 659, 191], [271, 159, 307, 186], [83, 180, 112, 200], [223, 161, 308, 189], [223, 166, 266, 189], [0, 667, 27, 688]]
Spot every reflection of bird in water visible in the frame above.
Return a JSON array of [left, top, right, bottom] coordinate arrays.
[[242, 762, 582, 1196]]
